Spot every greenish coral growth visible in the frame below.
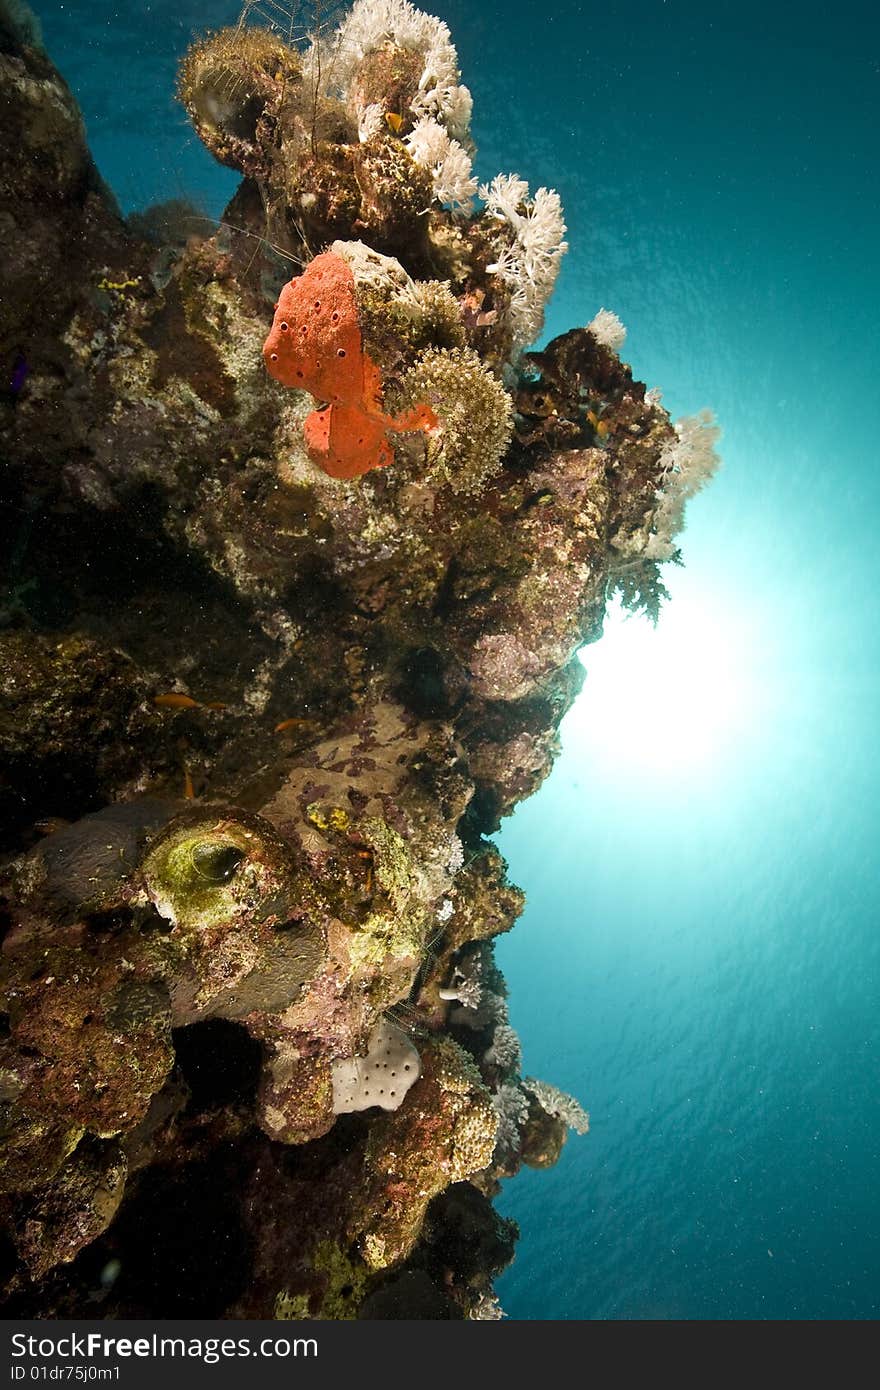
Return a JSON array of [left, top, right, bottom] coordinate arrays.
[[139, 811, 295, 933], [393, 347, 514, 494], [274, 1241, 370, 1321], [358, 279, 466, 360], [348, 817, 428, 979], [142, 823, 253, 931]]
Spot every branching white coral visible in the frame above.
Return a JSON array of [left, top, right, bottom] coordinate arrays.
[[404, 116, 477, 211], [438, 972, 482, 1009], [481, 174, 568, 351], [611, 408, 721, 566], [659, 409, 720, 487], [469, 1292, 506, 1320], [355, 100, 384, 141], [588, 306, 627, 352], [439, 949, 484, 1010], [523, 1077, 590, 1135], [484, 1022, 522, 1073], [641, 409, 721, 561], [435, 896, 454, 924], [491, 1082, 530, 1166], [481, 172, 529, 221], [323, 0, 473, 140], [445, 945, 509, 1028]]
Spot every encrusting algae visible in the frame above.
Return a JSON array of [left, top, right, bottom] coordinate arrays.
[[0, 0, 719, 1319]]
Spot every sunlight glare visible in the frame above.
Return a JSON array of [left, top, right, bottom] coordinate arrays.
[[565, 592, 759, 783]]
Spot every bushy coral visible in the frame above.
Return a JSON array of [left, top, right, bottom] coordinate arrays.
[[405, 115, 477, 211], [393, 345, 514, 492], [523, 1077, 590, 1135], [484, 1022, 522, 1074], [612, 408, 721, 563], [481, 174, 568, 351], [491, 1081, 530, 1168], [588, 306, 627, 352]]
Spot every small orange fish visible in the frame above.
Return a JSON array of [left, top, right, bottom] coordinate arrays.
[[385, 111, 404, 134], [154, 693, 201, 710], [182, 764, 195, 800], [586, 410, 610, 439], [274, 717, 314, 734], [153, 693, 226, 711], [356, 848, 374, 897]]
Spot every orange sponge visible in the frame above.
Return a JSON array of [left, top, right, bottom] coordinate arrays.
[[263, 250, 437, 480]]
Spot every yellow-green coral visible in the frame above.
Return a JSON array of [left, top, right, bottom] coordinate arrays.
[[177, 27, 301, 171], [306, 802, 352, 836], [348, 818, 428, 978], [360, 816, 413, 906], [393, 346, 514, 494], [274, 1289, 311, 1319], [139, 810, 292, 932], [403, 280, 467, 347], [358, 277, 465, 357], [274, 1240, 370, 1320]]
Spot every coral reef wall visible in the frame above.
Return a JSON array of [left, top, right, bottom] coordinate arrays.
[[0, 0, 717, 1318]]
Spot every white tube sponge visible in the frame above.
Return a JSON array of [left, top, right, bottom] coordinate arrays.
[[331, 1016, 421, 1113]]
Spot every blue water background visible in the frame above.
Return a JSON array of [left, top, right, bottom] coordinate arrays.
[[31, 0, 880, 1319]]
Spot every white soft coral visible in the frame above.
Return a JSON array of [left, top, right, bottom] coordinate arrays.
[[327, 0, 473, 140], [404, 116, 477, 211], [308, 0, 477, 208], [614, 409, 721, 562], [481, 174, 568, 351], [588, 306, 627, 352]]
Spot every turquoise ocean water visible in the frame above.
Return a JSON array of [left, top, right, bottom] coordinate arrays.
[[32, 0, 879, 1319]]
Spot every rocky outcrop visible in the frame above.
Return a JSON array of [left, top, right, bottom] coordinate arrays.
[[0, 1, 716, 1318]]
